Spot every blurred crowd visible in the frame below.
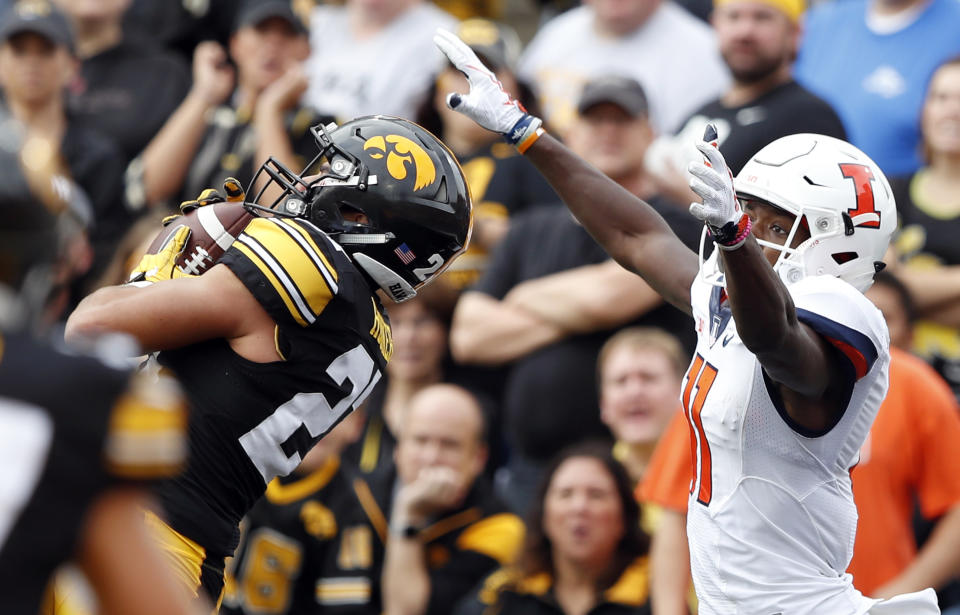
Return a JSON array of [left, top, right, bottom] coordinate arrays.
[[3, 0, 960, 613]]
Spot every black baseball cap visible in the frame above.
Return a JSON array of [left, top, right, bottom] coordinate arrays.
[[577, 75, 649, 117], [0, 1, 73, 52], [234, 0, 307, 35], [456, 18, 521, 72]]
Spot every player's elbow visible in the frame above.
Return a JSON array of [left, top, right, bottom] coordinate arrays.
[[449, 321, 489, 364], [64, 300, 116, 346], [64, 309, 98, 345], [449, 295, 499, 364]]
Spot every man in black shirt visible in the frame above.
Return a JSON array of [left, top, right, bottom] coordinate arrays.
[[132, 0, 332, 211], [60, 0, 190, 164], [646, 0, 846, 201], [451, 76, 701, 514]]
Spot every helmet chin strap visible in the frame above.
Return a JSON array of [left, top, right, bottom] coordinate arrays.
[[351, 253, 417, 303]]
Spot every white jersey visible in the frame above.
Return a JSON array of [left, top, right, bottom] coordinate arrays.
[[305, 4, 456, 122], [684, 264, 900, 614]]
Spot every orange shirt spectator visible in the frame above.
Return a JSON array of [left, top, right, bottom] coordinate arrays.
[[640, 347, 960, 597], [850, 347, 960, 594]]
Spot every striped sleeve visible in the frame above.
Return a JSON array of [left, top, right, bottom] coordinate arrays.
[[221, 218, 340, 327], [789, 276, 888, 381], [104, 371, 187, 480]]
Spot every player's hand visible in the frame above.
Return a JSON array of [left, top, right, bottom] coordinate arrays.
[[687, 124, 750, 248], [171, 177, 245, 221], [433, 29, 543, 151], [128, 225, 194, 284]]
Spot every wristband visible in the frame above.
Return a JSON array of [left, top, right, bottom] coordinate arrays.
[[710, 214, 752, 251], [389, 520, 424, 539], [505, 114, 544, 153]]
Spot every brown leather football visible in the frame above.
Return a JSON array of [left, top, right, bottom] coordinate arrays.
[[145, 202, 255, 275]]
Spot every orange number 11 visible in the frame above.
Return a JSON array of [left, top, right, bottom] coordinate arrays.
[[682, 354, 718, 506]]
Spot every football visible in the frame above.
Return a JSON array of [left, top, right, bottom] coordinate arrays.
[[146, 202, 255, 276]]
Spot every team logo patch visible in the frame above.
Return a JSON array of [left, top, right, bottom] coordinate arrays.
[[363, 135, 437, 191]]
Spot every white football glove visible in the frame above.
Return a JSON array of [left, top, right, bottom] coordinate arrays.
[[687, 124, 750, 248], [433, 28, 543, 150]]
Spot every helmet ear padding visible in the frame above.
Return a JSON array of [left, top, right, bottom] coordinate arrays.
[[352, 253, 417, 302]]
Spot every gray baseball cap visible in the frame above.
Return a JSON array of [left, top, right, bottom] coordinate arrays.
[[577, 75, 649, 117], [0, 1, 73, 52], [234, 0, 308, 35]]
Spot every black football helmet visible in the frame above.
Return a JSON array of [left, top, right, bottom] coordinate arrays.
[[246, 115, 473, 302]]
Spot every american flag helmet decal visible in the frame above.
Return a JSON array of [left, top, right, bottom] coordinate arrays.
[[394, 243, 416, 264]]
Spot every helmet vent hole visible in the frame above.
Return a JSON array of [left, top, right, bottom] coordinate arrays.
[[803, 175, 826, 187], [832, 252, 857, 265], [436, 177, 447, 202]]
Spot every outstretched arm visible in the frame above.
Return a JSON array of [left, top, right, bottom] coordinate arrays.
[[433, 29, 698, 315], [689, 129, 847, 431]]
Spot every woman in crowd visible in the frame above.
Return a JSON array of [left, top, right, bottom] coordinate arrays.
[[889, 55, 960, 399], [455, 443, 652, 615]]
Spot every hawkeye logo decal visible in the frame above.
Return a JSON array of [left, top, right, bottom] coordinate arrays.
[[363, 135, 436, 191]]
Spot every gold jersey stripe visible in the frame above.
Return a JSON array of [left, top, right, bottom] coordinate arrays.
[[144, 510, 207, 594], [265, 456, 340, 505], [242, 222, 334, 316], [233, 241, 308, 327], [419, 507, 482, 544], [456, 512, 525, 565], [353, 478, 388, 543], [106, 392, 187, 477], [239, 219, 335, 325], [316, 577, 371, 604], [105, 431, 186, 478], [272, 218, 339, 285], [110, 393, 187, 432]]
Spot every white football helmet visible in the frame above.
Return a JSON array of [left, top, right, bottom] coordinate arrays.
[[732, 133, 896, 292]]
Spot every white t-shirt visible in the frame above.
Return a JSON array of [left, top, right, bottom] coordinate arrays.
[[305, 4, 456, 122], [518, 2, 730, 136]]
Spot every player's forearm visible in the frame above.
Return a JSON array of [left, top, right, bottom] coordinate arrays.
[[140, 93, 218, 205], [874, 505, 960, 598], [382, 537, 432, 615], [650, 510, 693, 615], [65, 285, 144, 346], [525, 136, 674, 264], [720, 239, 798, 353], [450, 293, 565, 365], [504, 261, 663, 333]]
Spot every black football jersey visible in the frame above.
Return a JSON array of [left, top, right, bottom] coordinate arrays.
[[155, 217, 392, 558], [0, 330, 187, 615], [221, 457, 383, 615]]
